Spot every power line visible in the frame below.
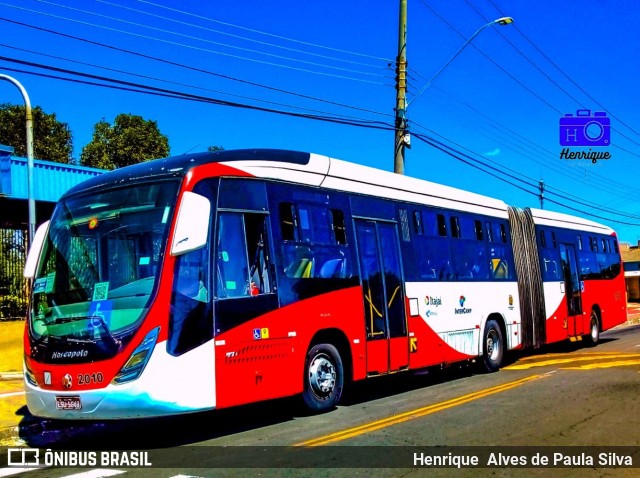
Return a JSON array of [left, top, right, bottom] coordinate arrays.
[[0, 2, 390, 85], [411, 119, 640, 221], [485, 0, 640, 140], [411, 131, 640, 226], [1, 6, 635, 226], [426, 85, 640, 201], [463, 0, 640, 149], [0, 17, 393, 119], [0, 46, 384, 121], [416, 0, 562, 114], [134, 0, 395, 63], [33, 0, 388, 78], [0, 57, 397, 131], [92, 0, 386, 70], [3, 57, 636, 227]]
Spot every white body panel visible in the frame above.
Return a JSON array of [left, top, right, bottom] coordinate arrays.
[[405, 281, 522, 354], [25, 339, 216, 419], [543, 280, 566, 320]]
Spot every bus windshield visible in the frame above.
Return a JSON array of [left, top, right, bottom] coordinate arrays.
[[31, 181, 179, 346]]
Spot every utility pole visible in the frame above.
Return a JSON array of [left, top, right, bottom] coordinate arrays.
[[394, 0, 408, 174], [0, 74, 35, 244], [539, 179, 545, 209]]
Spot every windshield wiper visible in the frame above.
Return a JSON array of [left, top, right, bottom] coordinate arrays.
[[48, 315, 121, 349], [50, 316, 86, 325], [90, 314, 122, 349]]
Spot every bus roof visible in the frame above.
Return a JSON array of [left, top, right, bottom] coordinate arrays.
[[529, 208, 615, 235], [63, 149, 311, 197], [62, 149, 612, 230]]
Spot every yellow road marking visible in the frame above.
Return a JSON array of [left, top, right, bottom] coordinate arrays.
[[516, 351, 634, 361], [295, 374, 547, 447], [504, 353, 640, 370], [563, 359, 640, 370]]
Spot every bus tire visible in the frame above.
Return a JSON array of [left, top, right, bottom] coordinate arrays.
[[302, 343, 343, 412], [481, 320, 504, 373], [585, 310, 600, 347]]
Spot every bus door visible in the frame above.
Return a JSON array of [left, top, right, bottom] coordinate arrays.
[[355, 220, 408, 375], [559, 243, 583, 336]]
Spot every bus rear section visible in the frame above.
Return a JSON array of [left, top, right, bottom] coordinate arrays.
[[508, 207, 626, 350]]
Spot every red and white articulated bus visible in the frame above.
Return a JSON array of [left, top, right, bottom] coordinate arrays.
[[23, 149, 627, 419]]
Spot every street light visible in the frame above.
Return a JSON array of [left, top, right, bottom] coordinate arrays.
[[407, 17, 514, 110], [0, 74, 36, 244], [394, 16, 513, 174]]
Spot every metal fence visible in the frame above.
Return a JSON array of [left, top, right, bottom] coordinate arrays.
[[0, 227, 28, 320]]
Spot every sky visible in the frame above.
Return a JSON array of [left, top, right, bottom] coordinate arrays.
[[1, 0, 639, 243]]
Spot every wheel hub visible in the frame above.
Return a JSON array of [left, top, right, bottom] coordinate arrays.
[[308, 354, 336, 398]]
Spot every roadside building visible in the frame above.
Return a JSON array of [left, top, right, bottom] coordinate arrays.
[[621, 242, 640, 302]]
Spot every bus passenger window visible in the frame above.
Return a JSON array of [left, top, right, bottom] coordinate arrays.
[[169, 237, 212, 356], [246, 215, 273, 295], [284, 246, 315, 278], [279, 203, 298, 241], [331, 209, 347, 244], [412, 210, 423, 235], [474, 220, 484, 241], [540, 230, 547, 248], [450, 216, 460, 238], [437, 214, 447, 237], [216, 213, 272, 298], [492, 222, 507, 243]]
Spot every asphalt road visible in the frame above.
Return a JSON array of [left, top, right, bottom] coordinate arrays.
[[1, 324, 640, 477]]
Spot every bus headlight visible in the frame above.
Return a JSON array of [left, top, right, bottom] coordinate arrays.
[[24, 358, 38, 386], [112, 327, 159, 385]]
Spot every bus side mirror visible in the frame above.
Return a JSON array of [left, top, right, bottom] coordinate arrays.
[[170, 191, 211, 256], [24, 221, 50, 278]]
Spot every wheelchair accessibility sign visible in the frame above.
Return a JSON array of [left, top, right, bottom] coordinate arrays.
[[253, 328, 269, 340]]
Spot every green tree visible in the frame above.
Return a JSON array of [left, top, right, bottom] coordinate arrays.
[[80, 113, 170, 170], [207, 145, 225, 152], [0, 103, 73, 163]]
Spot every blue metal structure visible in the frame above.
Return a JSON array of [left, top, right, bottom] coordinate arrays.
[[0, 144, 104, 226]]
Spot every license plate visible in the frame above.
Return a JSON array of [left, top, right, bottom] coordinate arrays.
[[56, 395, 82, 410]]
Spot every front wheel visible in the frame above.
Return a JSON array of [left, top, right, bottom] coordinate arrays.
[[302, 343, 344, 412], [585, 310, 600, 347], [481, 320, 504, 373]]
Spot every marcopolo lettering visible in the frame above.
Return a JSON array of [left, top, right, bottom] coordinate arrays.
[[51, 350, 89, 360]]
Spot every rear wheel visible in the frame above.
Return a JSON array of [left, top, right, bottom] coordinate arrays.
[[585, 310, 600, 346], [302, 343, 343, 412], [481, 320, 504, 373]]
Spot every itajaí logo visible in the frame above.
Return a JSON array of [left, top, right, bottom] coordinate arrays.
[[455, 295, 472, 315]]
